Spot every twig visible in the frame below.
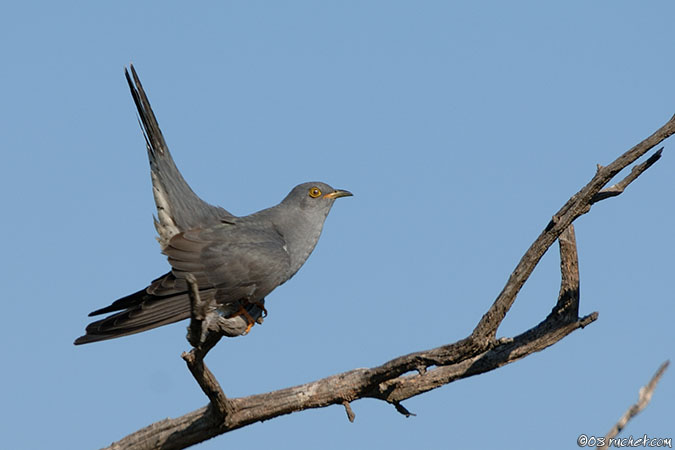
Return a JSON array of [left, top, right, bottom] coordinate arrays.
[[597, 361, 670, 450], [342, 401, 355, 423], [185, 273, 208, 347], [392, 401, 416, 418], [591, 148, 663, 204], [181, 274, 233, 420]]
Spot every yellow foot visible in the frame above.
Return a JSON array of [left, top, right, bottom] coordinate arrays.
[[243, 320, 254, 335], [225, 305, 256, 335]]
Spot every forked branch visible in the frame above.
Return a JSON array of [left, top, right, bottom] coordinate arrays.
[[472, 119, 674, 342]]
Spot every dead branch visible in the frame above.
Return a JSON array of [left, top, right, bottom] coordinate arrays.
[[342, 401, 355, 423], [185, 273, 210, 349], [472, 117, 675, 343], [591, 148, 663, 204], [181, 274, 232, 419], [100, 115, 675, 450], [104, 312, 599, 450], [597, 361, 670, 450], [549, 225, 580, 320]]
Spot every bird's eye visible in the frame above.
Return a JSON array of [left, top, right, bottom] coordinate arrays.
[[308, 187, 322, 198]]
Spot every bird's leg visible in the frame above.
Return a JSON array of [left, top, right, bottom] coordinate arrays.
[[226, 305, 257, 335], [250, 299, 268, 318]]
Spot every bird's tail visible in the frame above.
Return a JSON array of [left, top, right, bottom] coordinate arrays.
[[124, 65, 233, 248], [73, 288, 191, 345]]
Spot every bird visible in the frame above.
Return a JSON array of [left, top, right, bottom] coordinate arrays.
[[74, 65, 352, 345]]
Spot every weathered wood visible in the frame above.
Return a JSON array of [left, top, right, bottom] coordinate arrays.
[[598, 361, 670, 450], [472, 115, 675, 342], [182, 274, 232, 419], [105, 314, 598, 450]]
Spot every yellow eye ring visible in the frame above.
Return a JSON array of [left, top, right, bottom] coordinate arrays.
[[308, 187, 322, 198]]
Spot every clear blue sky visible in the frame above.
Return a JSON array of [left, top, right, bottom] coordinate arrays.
[[2, 2, 673, 449]]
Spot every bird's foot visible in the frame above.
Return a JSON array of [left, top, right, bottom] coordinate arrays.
[[243, 321, 254, 335], [250, 300, 268, 318], [226, 305, 256, 335]]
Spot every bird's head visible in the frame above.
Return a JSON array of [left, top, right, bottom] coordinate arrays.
[[281, 182, 353, 216]]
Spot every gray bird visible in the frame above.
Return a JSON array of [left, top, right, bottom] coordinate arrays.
[[74, 65, 351, 345]]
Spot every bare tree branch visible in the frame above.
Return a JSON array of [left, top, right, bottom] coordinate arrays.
[[472, 116, 675, 343], [106, 220, 596, 449], [99, 115, 674, 450], [591, 148, 663, 204], [181, 274, 232, 419], [549, 225, 580, 320], [185, 273, 210, 349], [597, 361, 670, 450], [104, 313, 599, 450]]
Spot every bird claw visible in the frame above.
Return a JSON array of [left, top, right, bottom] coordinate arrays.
[[243, 321, 255, 335], [250, 300, 268, 318], [226, 305, 257, 335]]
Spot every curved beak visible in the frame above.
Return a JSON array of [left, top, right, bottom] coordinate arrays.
[[323, 189, 353, 199]]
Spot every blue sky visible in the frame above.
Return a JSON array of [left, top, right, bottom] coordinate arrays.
[[2, 2, 673, 449]]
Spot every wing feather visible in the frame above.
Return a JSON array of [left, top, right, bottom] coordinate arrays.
[[74, 222, 290, 345]]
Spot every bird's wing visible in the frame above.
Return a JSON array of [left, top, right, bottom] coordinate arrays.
[[163, 222, 292, 304], [73, 222, 291, 345], [125, 65, 235, 248]]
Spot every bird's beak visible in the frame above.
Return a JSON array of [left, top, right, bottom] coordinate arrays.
[[323, 189, 353, 199]]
